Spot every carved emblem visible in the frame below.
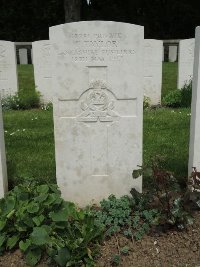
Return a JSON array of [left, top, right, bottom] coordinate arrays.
[[77, 80, 118, 122]]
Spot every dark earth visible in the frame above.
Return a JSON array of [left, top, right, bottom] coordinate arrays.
[[0, 212, 200, 267]]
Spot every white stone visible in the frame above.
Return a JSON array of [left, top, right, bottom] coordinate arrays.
[[177, 38, 195, 89], [168, 45, 177, 62], [50, 21, 144, 206], [189, 27, 200, 174], [32, 41, 52, 103], [0, 41, 18, 97], [19, 48, 28, 64], [144, 39, 163, 105], [0, 97, 8, 199]]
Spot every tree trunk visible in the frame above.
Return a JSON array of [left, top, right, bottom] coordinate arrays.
[[64, 0, 81, 22]]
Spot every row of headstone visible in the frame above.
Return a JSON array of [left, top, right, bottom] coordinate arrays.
[[177, 38, 195, 89], [1, 21, 199, 206], [19, 48, 28, 64], [0, 41, 18, 97], [0, 38, 163, 105]]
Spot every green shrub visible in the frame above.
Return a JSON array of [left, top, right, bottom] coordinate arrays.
[[132, 162, 194, 230], [0, 181, 104, 266], [2, 90, 40, 111], [162, 80, 192, 108], [180, 80, 192, 107], [143, 96, 150, 109], [162, 89, 182, 107]]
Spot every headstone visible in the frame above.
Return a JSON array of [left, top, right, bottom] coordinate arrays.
[[168, 45, 177, 62], [19, 48, 28, 64], [0, 41, 18, 97], [144, 39, 163, 105], [50, 21, 144, 206], [189, 27, 200, 173], [32, 41, 52, 103], [177, 38, 194, 89], [0, 97, 8, 199]]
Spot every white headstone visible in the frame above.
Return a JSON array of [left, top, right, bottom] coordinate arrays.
[[144, 39, 163, 105], [32, 41, 52, 103], [50, 21, 144, 206], [19, 48, 28, 64], [189, 27, 200, 173], [0, 41, 18, 97], [168, 45, 177, 62], [177, 38, 194, 89], [0, 97, 8, 199]]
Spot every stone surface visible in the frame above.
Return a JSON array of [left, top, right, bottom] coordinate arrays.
[[19, 48, 28, 64], [177, 38, 195, 89], [189, 27, 200, 173], [32, 40, 52, 103], [50, 21, 143, 206], [0, 41, 18, 97], [0, 97, 8, 199], [144, 39, 163, 105], [168, 45, 177, 62]]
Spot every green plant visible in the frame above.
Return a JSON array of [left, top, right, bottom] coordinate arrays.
[[1, 95, 21, 111], [143, 96, 150, 109], [162, 80, 192, 108], [187, 167, 200, 208], [94, 193, 159, 243], [0, 181, 104, 266], [111, 254, 121, 265], [132, 161, 193, 230], [2, 90, 40, 111], [120, 246, 129, 255], [162, 89, 182, 107], [180, 80, 192, 107], [41, 102, 53, 111], [94, 195, 132, 237]]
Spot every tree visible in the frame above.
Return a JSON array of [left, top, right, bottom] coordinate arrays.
[[64, 0, 82, 22]]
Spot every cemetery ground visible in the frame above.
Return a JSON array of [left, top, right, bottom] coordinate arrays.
[[0, 63, 200, 267]]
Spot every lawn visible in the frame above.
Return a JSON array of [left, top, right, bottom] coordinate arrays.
[[162, 62, 178, 97], [3, 63, 190, 188]]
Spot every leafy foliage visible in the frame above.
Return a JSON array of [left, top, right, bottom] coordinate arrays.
[[143, 96, 151, 109], [2, 90, 40, 111], [162, 89, 182, 107], [93, 194, 159, 241], [187, 167, 200, 209], [162, 80, 192, 108], [0, 181, 104, 266], [133, 160, 194, 230]]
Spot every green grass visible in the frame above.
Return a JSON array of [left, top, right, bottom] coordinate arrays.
[[2, 63, 190, 188], [18, 65, 35, 92], [3, 109, 55, 188], [162, 62, 178, 98]]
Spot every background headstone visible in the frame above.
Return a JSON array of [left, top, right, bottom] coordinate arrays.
[[50, 21, 144, 206], [144, 39, 163, 105], [0, 41, 18, 97], [189, 27, 200, 173], [19, 48, 28, 64], [32, 40, 52, 103], [168, 45, 177, 62], [177, 38, 195, 89], [0, 97, 8, 199]]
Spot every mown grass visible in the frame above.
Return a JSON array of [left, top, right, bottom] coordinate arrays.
[[162, 62, 178, 98], [2, 63, 190, 188], [18, 65, 35, 92]]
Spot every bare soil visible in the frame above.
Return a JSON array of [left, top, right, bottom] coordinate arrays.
[[1, 213, 200, 267]]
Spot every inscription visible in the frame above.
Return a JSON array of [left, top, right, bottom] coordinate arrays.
[[77, 80, 118, 122], [58, 32, 135, 62]]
